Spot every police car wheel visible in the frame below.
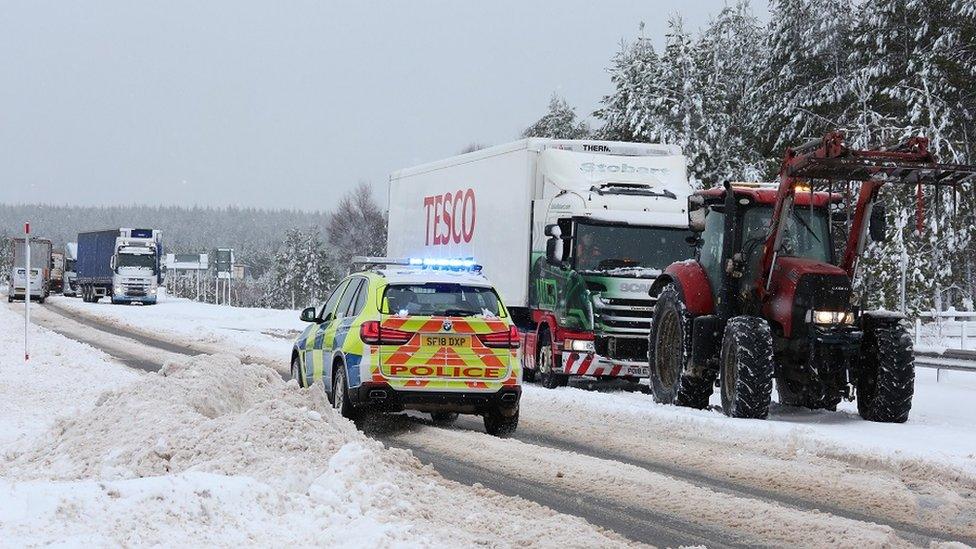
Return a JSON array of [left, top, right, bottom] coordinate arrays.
[[484, 407, 518, 437], [291, 355, 306, 388], [430, 411, 459, 425], [331, 365, 359, 420]]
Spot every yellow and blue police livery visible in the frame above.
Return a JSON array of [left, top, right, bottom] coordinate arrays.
[[291, 257, 522, 436]]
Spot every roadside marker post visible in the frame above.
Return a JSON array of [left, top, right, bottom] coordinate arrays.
[[24, 221, 30, 362]]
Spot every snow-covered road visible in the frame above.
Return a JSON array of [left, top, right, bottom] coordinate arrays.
[[7, 294, 976, 546]]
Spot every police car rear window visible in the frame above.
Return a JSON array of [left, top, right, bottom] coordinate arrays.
[[382, 283, 505, 318]]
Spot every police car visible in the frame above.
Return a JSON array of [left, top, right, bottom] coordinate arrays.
[[291, 257, 521, 436]]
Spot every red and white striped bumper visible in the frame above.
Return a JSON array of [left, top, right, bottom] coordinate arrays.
[[561, 352, 649, 378]]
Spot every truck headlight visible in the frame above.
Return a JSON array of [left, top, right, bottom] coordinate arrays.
[[564, 339, 595, 353], [115, 286, 125, 295], [149, 287, 157, 295], [809, 310, 854, 325]]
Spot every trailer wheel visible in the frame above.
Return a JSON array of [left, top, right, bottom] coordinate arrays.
[[537, 329, 568, 389], [857, 321, 914, 423], [719, 316, 774, 419], [648, 284, 713, 409]]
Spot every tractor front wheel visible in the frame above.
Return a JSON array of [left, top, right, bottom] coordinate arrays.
[[719, 316, 774, 419], [857, 321, 914, 423], [648, 284, 713, 409]]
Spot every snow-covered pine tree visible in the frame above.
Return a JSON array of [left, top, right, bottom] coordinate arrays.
[[0, 231, 10, 280], [692, 1, 767, 185], [646, 16, 706, 187], [595, 25, 660, 142], [752, 0, 858, 171], [522, 94, 592, 140], [853, 0, 975, 312]]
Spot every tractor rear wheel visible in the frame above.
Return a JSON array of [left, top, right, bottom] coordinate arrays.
[[719, 316, 774, 419], [857, 321, 914, 423], [648, 284, 713, 409]]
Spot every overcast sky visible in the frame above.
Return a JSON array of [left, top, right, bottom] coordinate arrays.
[[0, 1, 768, 211]]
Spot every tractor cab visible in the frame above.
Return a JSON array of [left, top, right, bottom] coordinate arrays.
[[696, 183, 841, 323]]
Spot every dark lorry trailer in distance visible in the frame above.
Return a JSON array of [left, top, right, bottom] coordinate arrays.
[[76, 228, 162, 304]]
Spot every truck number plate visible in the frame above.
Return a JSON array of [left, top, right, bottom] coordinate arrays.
[[423, 334, 470, 348]]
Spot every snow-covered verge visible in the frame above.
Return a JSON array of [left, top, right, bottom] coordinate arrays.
[[0, 305, 139, 454], [48, 293, 304, 368], [0, 304, 631, 547]]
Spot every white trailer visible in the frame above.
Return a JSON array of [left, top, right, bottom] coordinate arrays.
[[9, 237, 52, 303], [389, 139, 694, 386]]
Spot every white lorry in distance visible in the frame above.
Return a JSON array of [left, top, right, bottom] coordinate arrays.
[[63, 242, 78, 297], [9, 237, 53, 303], [388, 139, 695, 388], [77, 228, 163, 304]]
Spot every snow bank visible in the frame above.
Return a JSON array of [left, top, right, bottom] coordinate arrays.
[[0, 304, 138, 454], [0, 347, 629, 546]]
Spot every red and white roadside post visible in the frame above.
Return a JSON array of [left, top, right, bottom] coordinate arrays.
[[24, 221, 30, 362]]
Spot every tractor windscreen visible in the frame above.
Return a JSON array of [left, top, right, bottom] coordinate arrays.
[[573, 222, 693, 273], [741, 206, 833, 281]]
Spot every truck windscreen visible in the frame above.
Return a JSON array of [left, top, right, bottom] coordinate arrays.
[[382, 283, 505, 317], [118, 253, 156, 269], [574, 222, 692, 272]]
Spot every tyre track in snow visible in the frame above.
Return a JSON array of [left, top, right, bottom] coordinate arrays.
[[25, 298, 975, 547], [34, 300, 289, 379], [436, 414, 972, 547]]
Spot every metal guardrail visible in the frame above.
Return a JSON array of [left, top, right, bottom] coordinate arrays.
[[914, 350, 976, 380]]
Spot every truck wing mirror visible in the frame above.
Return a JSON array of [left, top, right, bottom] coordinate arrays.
[[688, 195, 706, 232], [109, 256, 116, 270], [300, 307, 318, 323], [545, 236, 564, 267], [869, 203, 887, 242]]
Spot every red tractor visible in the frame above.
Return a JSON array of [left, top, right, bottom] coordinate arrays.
[[647, 132, 976, 422]]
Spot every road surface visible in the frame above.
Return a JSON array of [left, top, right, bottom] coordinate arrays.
[[15, 299, 976, 547]]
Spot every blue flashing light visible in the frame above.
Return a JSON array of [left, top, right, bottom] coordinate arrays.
[[407, 257, 481, 272]]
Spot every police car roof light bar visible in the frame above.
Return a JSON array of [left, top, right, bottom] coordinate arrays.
[[352, 256, 482, 272]]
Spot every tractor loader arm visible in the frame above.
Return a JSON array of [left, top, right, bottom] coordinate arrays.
[[757, 132, 976, 297]]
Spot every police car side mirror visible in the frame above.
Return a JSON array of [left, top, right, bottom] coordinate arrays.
[[300, 307, 318, 323]]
